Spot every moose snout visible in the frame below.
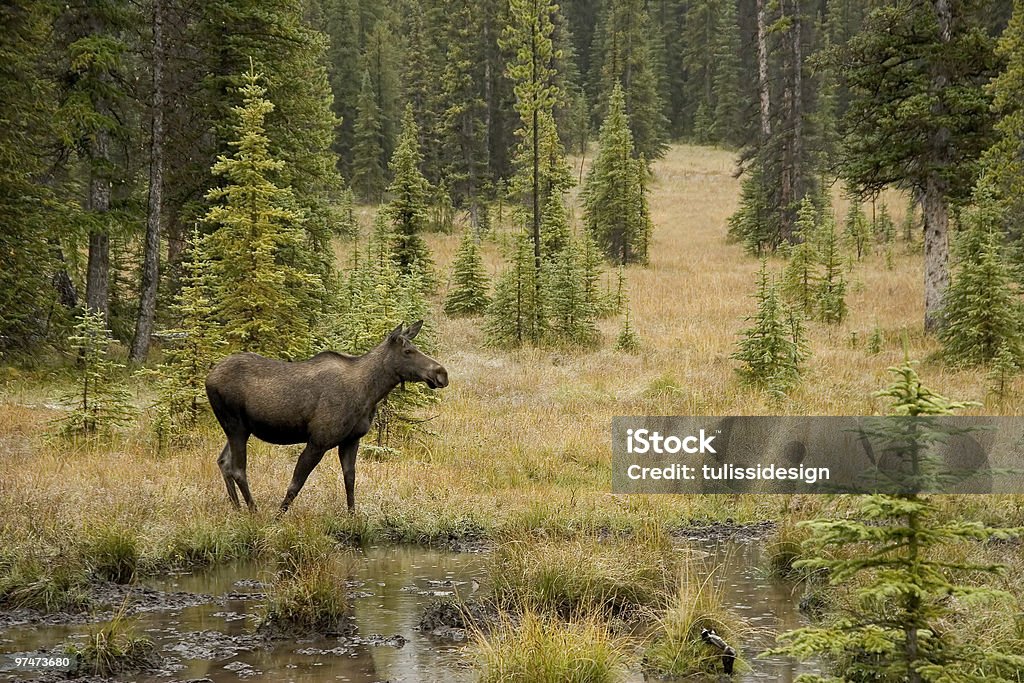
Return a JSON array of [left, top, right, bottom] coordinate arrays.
[[431, 365, 449, 389]]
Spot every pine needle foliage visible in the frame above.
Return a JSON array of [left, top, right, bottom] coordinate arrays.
[[584, 84, 653, 265], [817, 213, 848, 324], [351, 70, 386, 203], [444, 229, 490, 317], [615, 307, 641, 353], [202, 65, 323, 360], [732, 261, 808, 395], [939, 194, 1024, 367], [844, 198, 871, 260], [546, 236, 600, 348], [384, 105, 434, 284], [485, 231, 546, 348], [60, 309, 136, 437], [148, 229, 223, 443], [772, 361, 1024, 683], [874, 201, 896, 244], [987, 340, 1019, 406], [324, 217, 434, 446], [782, 197, 821, 314]]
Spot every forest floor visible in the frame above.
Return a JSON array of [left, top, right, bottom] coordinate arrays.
[[1, 145, 1022, 677]]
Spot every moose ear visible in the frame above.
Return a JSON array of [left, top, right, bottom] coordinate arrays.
[[387, 322, 404, 342], [405, 320, 424, 340]]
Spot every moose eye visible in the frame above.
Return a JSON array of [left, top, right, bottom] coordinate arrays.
[[403, 347, 414, 355]]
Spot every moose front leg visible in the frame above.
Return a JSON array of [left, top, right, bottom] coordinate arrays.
[[278, 442, 327, 514], [338, 440, 360, 512]]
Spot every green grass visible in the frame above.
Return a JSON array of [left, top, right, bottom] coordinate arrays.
[[81, 524, 139, 584], [0, 554, 91, 612], [477, 610, 627, 683]]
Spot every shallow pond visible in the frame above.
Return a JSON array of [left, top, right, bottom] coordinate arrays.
[[0, 541, 819, 682]]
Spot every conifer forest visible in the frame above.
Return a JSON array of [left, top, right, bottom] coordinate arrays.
[[2, 0, 1024, 681]]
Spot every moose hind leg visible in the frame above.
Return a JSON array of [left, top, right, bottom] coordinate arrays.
[[227, 434, 256, 512], [217, 443, 240, 508], [279, 443, 327, 513], [339, 440, 359, 512]]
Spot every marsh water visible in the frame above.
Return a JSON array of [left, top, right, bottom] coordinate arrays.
[[0, 540, 819, 682]]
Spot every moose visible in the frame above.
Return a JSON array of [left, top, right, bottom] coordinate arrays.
[[205, 321, 448, 514]]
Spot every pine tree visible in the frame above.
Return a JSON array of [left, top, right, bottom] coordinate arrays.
[[874, 201, 895, 244], [501, 0, 563, 299], [817, 213, 848, 325], [987, 340, 1019, 406], [711, 0, 745, 147], [732, 261, 807, 395], [202, 66, 323, 360], [844, 198, 871, 260], [782, 197, 821, 314], [485, 231, 546, 348], [837, 1, 1000, 330], [615, 307, 641, 353], [361, 20, 402, 166], [60, 309, 136, 437], [580, 229, 609, 317], [590, 0, 669, 160], [773, 360, 1024, 683], [351, 70, 386, 203], [978, 0, 1024, 246], [325, 217, 435, 447], [149, 228, 221, 442], [939, 193, 1023, 367], [444, 230, 491, 317], [540, 188, 572, 262], [546, 236, 599, 347], [727, 157, 778, 254], [0, 1, 61, 352], [584, 84, 653, 265], [384, 106, 434, 283]]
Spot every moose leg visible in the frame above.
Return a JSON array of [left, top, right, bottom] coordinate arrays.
[[279, 442, 327, 513], [217, 443, 240, 509], [339, 440, 359, 512], [227, 434, 256, 512]]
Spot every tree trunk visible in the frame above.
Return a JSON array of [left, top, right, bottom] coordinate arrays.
[[924, 0, 953, 332], [130, 0, 166, 363], [922, 176, 949, 331], [85, 127, 111, 320], [756, 0, 771, 139]]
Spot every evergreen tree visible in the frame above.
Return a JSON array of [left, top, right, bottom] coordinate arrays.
[[60, 309, 136, 437], [444, 230, 491, 317], [584, 84, 653, 265], [817, 213, 848, 324], [590, 0, 669, 160], [351, 70, 386, 203], [0, 1, 62, 352], [485, 231, 546, 348], [987, 340, 1019, 405], [546, 236, 599, 347], [732, 261, 808, 395], [711, 0, 745, 147], [540, 187, 572, 262], [837, 0, 1000, 330], [361, 20, 402, 166], [782, 197, 821, 314], [202, 66, 323, 359], [615, 307, 641, 353], [149, 229, 221, 442], [978, 0, 1024, 245], [319, 0, 361, 177], [844, 198, 871, 260], [727, 158, 778, 254], [501, 0, 563, 302], [874, 201, 895, 244], [773, 360, 1024, 683], [682, 0, 718, 143], [385, 106, 434, 283], [939, 194, 1023, 367], [326, 217, 434, 447]]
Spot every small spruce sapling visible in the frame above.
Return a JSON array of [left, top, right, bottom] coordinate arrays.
[[444, 230, 491, 317], [60, 309, 136, 437]]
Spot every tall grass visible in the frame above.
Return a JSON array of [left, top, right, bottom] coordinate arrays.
[[67, 603, 156, 676], [489, 534, 677, 621], [477, 610, 627, 683], [643, 561, 747, 678]]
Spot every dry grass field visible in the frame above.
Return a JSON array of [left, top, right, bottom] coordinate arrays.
[[1, 143, 1021, 574]]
